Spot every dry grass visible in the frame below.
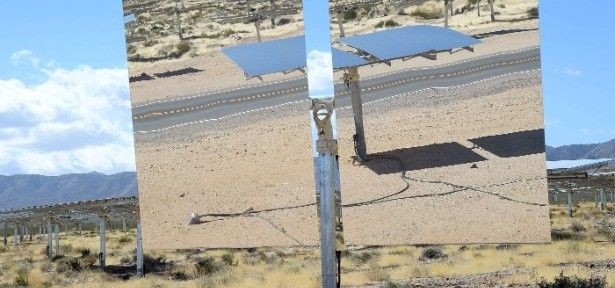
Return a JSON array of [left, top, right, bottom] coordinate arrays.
[[0, 203, 613, 287]]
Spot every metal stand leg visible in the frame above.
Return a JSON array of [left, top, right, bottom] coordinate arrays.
[[346, 68, 368, 162], [99, 220, 106, 269], [136, 223, 144, 276]]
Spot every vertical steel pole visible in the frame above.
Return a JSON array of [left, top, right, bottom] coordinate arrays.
[[336, 11, 345, 37], [444, 0, 449, 27], [303, 0, 339, 286], [599, 189, 605, 210], [567, 189, 573, 217], [99, 220, 106, 269], [255, 18, 262, 42], [346, 67, 368, 162], [136, 223, 144, 276], [54, 224, 60, 256], [175, 0, 183, 39], [47, 220, 52, 258], [122, 219, 127, 232], [13, 226, 18, 247]]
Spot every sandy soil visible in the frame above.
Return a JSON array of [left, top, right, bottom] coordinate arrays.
[[134, 70, 550, 249]]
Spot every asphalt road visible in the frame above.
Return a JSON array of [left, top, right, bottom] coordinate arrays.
[[132, 47, 540, 133]]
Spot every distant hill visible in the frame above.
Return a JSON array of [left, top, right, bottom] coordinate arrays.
[[546, 139, 615, 161], [0, 172, 137, 210]]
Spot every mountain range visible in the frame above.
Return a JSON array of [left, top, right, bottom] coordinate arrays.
[[0, 172, 137, 210], [546, 138, 615, 161]]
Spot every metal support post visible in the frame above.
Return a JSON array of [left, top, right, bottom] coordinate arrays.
[[444, 0, 449, 27], [13, 226, 18, 247], [345, 68, 368, 162], [303, 0, 342, 286], [122, 219, 127, 232], [54, 224, 60, 256], [47, 220, 53, 258], [567, 188, 573, 217], [175, 0, 183, 39], [136, 223, 144, 276], [99, 219, 106, 269], [255, 18, 262, 42], [336, 11, 345, 37], [599, 189, 605, 210]]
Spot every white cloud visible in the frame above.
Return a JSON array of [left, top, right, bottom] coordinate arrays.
[[306, 49, 334, 96], [0, 65, 135, 175], [556, 67, 581, 77], [10, 49, 41, 67]]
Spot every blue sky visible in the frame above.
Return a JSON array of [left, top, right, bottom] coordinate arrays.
[[540, 1, 615, 147], [0, 0, 128, 82], [0, 1, 613, 176]]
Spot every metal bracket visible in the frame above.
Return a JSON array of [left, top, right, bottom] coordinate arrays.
[[312, 98, 338, 154]]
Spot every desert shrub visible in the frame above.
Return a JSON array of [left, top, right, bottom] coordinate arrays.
[[118, 235, 132, 245], [60, 244, 73, 254], [375, 20, 400, 28], [343, 9, 358, 21], [277, 18, 291, 25], [498, 3, 505, 8], [366, 266, 390, 282], [14, 267, 29, 287], [56, 257, 82, 273], [143, 39, 158, 47], [349, 250, 380, 265], [175, 41, 191, 57], [221, 252, 236, 266], [127, 44, 137, 55], [382, 280, 409, 288], [496, 244, 519, 250], [420, 246, 447, 260], [0, 246, 7, 253], [142, 254, 171, 273], [596, 227, 615, 241], [537, 273, 606, 288], [172, 269, 191, 280], [80, 254, 98, 268], [194, 257, 222, 277], [77, 248, 91, 257], [39, 261, 54, 273], [570, 222, 586, 233], [551, 228, 582, 241], [527, 7, 539, 18], [410, 7, 442, 19], [120, 255, 132, 264]]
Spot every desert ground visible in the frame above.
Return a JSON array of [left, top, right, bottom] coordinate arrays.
[[133, 68, 549, 248], [0, 203, 613, 287]]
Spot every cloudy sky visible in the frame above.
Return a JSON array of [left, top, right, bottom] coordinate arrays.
[[0, 1, 613, 176], [0, 0, 133, 175]]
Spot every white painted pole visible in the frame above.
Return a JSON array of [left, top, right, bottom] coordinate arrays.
[[122, 219, 127, 232], [99, 220, 106, 268], [136, 223, 144, 276], [47, 220, 53, 258]]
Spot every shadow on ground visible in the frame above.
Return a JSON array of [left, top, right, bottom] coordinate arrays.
[[362, 142, 487, 174], [468, 129, 545, 158]]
